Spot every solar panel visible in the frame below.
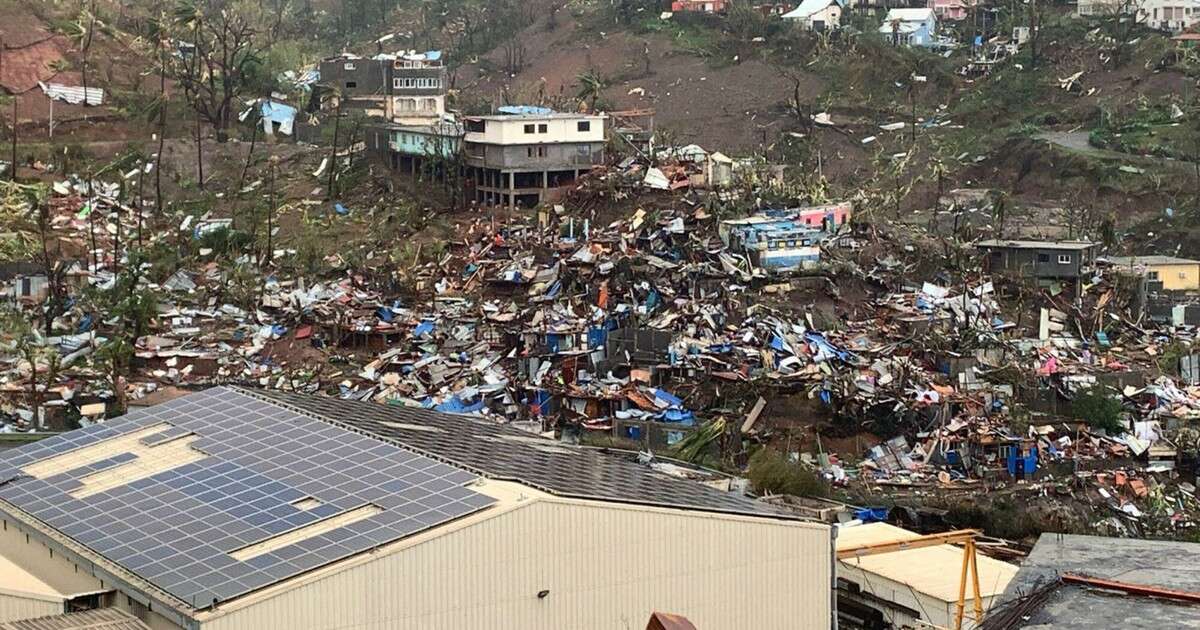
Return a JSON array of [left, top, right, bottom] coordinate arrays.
[[254, 388, 790, 518], [0, 387, 496, 609]]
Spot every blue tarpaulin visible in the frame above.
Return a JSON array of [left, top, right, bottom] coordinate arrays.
[[1007, 446, 1039, 477], [435, 396, 486, 415], [376, 307, 394, 322], [662, 409, 695, 426], [651, 388, 683, 407], [414, 320, 435, 337], [587, 327, 607, 349], [334, 203, 350, 216], [497, 105, 554, 116], [805, 332, 855, 363], [855, 508, 890, 523]]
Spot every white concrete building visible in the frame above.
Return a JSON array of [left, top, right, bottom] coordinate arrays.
[[1139, 0, 1200, 31], [783, 0, 845, 31], [463, 109, 608, 207], [0, 387, 833, 630]]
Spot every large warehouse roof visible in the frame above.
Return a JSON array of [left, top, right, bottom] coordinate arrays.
[[0, 388, 494, 609], [0, 386, 786, 621], [252, 387, 784, 517]]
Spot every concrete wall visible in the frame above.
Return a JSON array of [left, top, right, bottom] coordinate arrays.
[[1149, 263, 1200, 291], [318, 59, 388, 96], [983, 247, 1088, 279], [465, 116, 605, 146], [466, 142, 605, 171], [200, 499, 831, 630]]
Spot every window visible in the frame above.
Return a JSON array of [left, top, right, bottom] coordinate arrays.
[[1148, 271, 1161, 280], [524, 124, 536, 134], [1180, 272, 1189, 280], [538, 146, 547, 157], [578, 121, 591, 132], [344, 62, 356, 70], [345, 81, 357, 89], [466, 120, 486, 133], [538, 123, 548, 133], [392, 78, 442, 90], [527, 147, 535, 158], [1057, 254, 1072, 264], [1037, 253, 1050, 263]]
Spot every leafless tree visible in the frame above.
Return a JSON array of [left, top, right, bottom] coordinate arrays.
[[173, 0, 267, 142]]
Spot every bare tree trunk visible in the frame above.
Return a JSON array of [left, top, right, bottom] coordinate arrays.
[[327, 97, 342, 199], [9, 92, 16, 182], [266, 161, 275, 266], [82, 2, 97, 117], [195, 111, 205, 189], [156, 45, 166, 215], [87, 174, 97, 270], [239, 110, 260, 192]]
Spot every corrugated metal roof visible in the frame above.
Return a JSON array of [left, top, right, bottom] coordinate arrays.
[[1105, 255, 1200, 267], [39, 83, 104, 106], [0, 609, 151, 630], [836, 523, 1018, 603]]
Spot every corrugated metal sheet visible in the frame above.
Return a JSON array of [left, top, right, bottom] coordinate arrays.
[[38, 83, 103, 106], [0, 609, 151, 630], [201, 498, 831, 630], [0, 595, 60, 625]]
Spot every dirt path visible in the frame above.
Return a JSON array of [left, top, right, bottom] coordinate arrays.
[[1038, 130, 1195, 174]]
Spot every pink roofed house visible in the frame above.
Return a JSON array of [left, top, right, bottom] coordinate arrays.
[[928, 0, 976, 21]]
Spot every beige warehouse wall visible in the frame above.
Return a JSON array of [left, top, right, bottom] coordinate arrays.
[[202, 499, 831, 630], [0, 517, 185, 630], [0, 593, 62, 624]]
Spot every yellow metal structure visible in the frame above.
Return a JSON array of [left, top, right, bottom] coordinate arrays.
[[837, 528, 984, 630]]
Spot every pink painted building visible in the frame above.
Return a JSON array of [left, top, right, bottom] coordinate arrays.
[[796, 201, 853, 229], [928, 0, 974, 21], [671, 0, 730, 13]]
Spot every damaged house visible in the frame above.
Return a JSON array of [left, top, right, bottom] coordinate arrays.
[[463, 108, 607, 208]]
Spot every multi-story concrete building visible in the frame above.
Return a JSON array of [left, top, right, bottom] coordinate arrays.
[[385, 51, 448, 124], [315, 55, 390, 117], [463, 109, 607, 208]]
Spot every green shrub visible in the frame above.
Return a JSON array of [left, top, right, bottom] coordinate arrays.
[[747, 448, 828, 498], [1071, 386, 1126, 434]]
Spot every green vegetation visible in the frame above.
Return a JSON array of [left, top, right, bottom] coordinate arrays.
[[1090, 99, 1199, 161], [746, 448, 828, 498], [1071, 386, 1127, 434]]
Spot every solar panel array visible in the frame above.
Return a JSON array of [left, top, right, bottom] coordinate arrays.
[[0, 388, 495, 609], [254, 388, 790, 517]]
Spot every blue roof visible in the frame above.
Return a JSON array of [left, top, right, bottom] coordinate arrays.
[[259, 100, 297, 124], [497, 105, 555, 116]]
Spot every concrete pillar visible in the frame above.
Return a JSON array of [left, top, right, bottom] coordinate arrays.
[[507, 172, 516, 210]]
